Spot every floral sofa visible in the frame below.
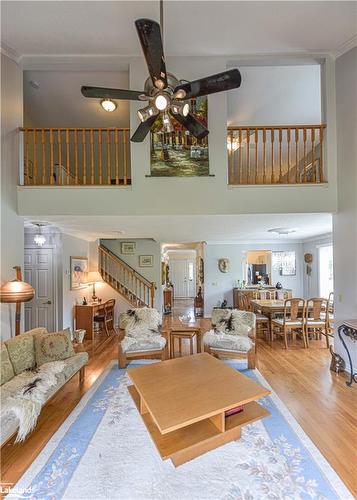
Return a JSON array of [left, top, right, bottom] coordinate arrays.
[[0, 327, 88, 445]]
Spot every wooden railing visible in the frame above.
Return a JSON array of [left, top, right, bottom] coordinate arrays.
[[99, 244, 155, 308], [20, 128, 131, 186], [227, 125, 326, 185]]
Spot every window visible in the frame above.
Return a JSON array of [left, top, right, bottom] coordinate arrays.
[[318, 245, 333, 298]]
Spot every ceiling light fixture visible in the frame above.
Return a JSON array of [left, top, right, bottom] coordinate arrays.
[[154, 93, 170, 111], [33, 223, 47, 247], [101, 99, 117, 112], [171, 101, 190, 117], [268, 228, 297, 236], [137, 105, 159, 123]]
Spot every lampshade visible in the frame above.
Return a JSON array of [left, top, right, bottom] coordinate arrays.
[[0, 279, 35, 303], [85, 271, 104, 284]]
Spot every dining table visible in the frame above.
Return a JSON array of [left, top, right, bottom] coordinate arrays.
[[250, 299, 300, 334]]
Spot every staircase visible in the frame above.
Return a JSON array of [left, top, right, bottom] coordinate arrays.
[[99, 244, 156, 308]]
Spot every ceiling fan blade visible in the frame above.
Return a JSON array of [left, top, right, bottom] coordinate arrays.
[[130, 115, 157, 142], [174, 69, 241, 99], [135, 18, 167, 90], [81, 86, 144, 101], [171, 112, 209, 140]]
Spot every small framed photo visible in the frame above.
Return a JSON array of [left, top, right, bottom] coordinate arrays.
[[121, 242, 136, 254], [139, 255, 154, 267], [70, 256, 88, 290]]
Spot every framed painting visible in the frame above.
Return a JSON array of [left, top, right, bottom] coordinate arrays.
[[150, 96, 209, 177], [70, 256, 88, 290], [121, 242, 136, 254], [139, 255, 154, 267], [272, 251, 296, 276]]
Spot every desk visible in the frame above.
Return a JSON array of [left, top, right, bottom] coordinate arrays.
[[75, 303, 104, 341]]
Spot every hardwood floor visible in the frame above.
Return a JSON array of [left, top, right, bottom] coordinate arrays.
[[1, 316, 356, 496]]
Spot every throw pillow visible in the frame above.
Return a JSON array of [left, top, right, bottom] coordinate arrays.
[[0, 342, 15, 385], [5, 335, 36, 375], [34, 328, 75, 366]]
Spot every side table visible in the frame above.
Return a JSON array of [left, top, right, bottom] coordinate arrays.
[[170, 327, 202, 359]]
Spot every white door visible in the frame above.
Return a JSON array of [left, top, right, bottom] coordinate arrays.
[[24, 248, 55, 331], [318, 245, 334, 298], [170, 259, 196, 298]]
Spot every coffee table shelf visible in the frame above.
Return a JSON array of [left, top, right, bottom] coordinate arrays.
[[127, 353, 270, 466], [129, 384, 269, 466]]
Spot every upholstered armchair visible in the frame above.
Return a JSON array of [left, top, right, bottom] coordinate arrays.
[[118, 308, 167, 368], [203, 308, 256, 368]]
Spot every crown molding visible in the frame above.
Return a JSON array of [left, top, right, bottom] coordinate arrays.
[[334, 34, 357, 58], [0, 42, 21, 64]]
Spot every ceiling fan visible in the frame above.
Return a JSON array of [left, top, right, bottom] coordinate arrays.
[[81, 9, 241, 143]]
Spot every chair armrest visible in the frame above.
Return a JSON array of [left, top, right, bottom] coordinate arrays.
[[248, 327, 256, 341]]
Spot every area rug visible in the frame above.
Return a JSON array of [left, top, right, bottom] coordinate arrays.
[[8, 360, 353, 500]]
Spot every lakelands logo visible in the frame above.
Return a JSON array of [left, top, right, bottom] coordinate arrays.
[[0, 482, 33, 497]]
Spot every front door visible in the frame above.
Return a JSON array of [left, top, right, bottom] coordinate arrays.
[[24, 247, 55, 331], [170, 259, 196, 298]]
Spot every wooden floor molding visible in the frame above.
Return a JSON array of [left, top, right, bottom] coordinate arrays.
[[1, 321, 356, 496]]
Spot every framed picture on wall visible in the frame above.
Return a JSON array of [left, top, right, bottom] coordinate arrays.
[[272, 251, 296, 276], [121, 242, 136, 254], [70, 256, 88, 290], [139, 255, 154, 267]]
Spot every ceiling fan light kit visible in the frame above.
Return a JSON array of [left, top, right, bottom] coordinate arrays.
[[81, 9, 241, 143], [101, 99, 117, 112]]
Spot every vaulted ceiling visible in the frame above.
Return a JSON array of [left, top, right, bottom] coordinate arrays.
[[2, 1, 356, 60]]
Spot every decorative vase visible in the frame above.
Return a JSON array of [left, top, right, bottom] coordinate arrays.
[[275, 282, 282, 290]]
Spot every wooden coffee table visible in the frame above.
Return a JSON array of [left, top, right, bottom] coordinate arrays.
[[127, 353, 270, 466]]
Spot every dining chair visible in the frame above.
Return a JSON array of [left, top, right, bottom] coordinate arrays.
[[271, 298, 308, 348], [259, 290, 276, 300], [305, 297, 330, 348], [240, 292, 270, 339], [94, 299, 116, 336]]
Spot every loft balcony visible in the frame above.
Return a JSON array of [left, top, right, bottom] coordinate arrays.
[[19, 124, 327, 188]]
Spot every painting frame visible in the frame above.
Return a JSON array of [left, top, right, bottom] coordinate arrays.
[[139, 255, 154, 267], [272, 251, 296, 277], [70, 256, 88, 290], [121, 242, 136, 255]]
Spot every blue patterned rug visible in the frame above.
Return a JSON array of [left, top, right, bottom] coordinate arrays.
[[8, 360, 352, 500]]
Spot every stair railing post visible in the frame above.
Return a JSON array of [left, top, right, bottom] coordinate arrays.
[[150, 282, 156, 308]]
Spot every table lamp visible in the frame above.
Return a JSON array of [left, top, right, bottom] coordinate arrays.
[[0, 266, 35, 336], [85, 271, 104, 301]]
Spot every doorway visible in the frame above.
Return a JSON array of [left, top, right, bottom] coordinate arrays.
[[170, 258, 196, 298], [318, 245, 334, 298], [245, 250, 272, 286]]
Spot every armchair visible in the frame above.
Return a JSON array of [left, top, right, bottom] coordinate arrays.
[[118, 308, 167, 368], [203, 308, 256, 368]]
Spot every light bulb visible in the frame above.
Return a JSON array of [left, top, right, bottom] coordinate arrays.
[[171, 101, 190, 117], [154, 93, 169, 111], [101, 99, 117, 112], [137, 105, 158, 123]]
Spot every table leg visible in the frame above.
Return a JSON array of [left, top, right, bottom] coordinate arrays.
[[197, 331, 202, 353]]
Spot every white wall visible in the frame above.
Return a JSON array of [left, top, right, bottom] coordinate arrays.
[[61, 233, 89, 329], [23, 70, 130, 128], [18, 56, 337, 217], [204, 241, 304, 314], [0, 54, 24, 340], [302, 234, 333, 298], [100, 238, 162, 310], [333, 47, 357, 369], [227, 65, 321, 126]]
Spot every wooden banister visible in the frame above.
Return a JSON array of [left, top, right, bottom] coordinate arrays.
[[99, 244, 155, 308], [19, 127, 131, 186], [227, 124, 327, 185]]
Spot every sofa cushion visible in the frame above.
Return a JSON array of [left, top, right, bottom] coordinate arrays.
[[204, 330, 253, 353], [121, 335, 166, 353], [25, 327, 48, 336], [34, 329, 75, 366], [61, 352, 89, 380], [0, 343, 15, 385], [5, 335, 36, 375]]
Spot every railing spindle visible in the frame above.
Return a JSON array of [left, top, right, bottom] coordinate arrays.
[[74, 130, 78, 184], [123, 130, 127, 185], [238, 128, 242, 184], [66, 129, 70, 185], [262, 128, 267, 184], [278, 129, 283, 183], [270, 129, 274, 184], [246, 129, 250, 184], [41, 130, 46, 185], [57, 130, 62, 185], [82, 129, 87, 185], [115, 129, 119, 185], [24, 129, 29, 185], [287, 128, 291, 183], [254, 128, 258, 184], [311, 128, 316, 182], [33, 130, 37, 184], [50, 129, 54, 185], [96, 130, 100, 185], [303, 128, 307, 183], [90, 129, 94, 185], [319, 126, 324, 182], [295, 128, 299, 183], [107, 129, 111, 185]]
